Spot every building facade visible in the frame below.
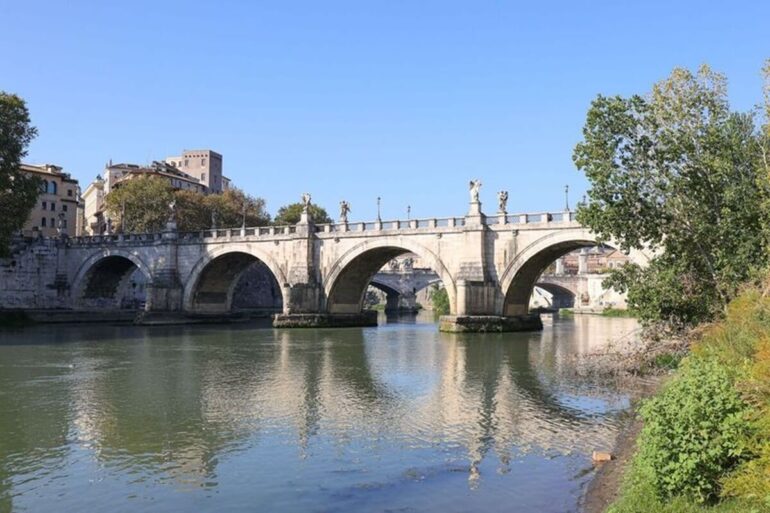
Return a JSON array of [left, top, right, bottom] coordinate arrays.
[[19, 164, 80, 237], [165, 149, 225, 193]]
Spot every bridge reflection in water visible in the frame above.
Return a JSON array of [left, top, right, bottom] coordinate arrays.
[[0, 315, 640, 513]]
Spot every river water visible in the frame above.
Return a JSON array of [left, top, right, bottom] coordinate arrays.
[[0, 314, 639, 513]]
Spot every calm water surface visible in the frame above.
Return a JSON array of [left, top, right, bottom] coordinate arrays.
[[0, 314, 639, 513]]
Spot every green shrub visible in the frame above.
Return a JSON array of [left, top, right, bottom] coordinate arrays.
[[430, 285, 449, 315], [636, 357, 752, 503]]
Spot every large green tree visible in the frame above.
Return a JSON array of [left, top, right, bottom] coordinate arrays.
[[106, 179, 270, 233], [0, 92, 40, 256], [175, 188, 270, 231], [105, 176, 174, 233], [574, 64, 770, 327], [273, 202, 331, 225]]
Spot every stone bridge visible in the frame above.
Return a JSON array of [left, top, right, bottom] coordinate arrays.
[[0, 200, 649, 331]]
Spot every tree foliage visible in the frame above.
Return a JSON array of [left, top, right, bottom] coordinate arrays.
[[105, 176, 174, 233], [574, 64, 770, 327], [105, 177, 270, 233], [430, 285, 449, 315], [273, 202, 331, 225], [0, 92, 39, 256], [176, 188, 270, 231]]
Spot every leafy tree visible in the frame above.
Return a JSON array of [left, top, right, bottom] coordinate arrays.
[[175, 188, 269, 231], [106, 179, 270, 233], [574, 64, 770, 327], [105, 176, 174, 233], [273, 202, 331, 225], [0, 92, 40, 255]]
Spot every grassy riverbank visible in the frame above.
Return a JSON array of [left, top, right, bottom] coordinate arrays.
[[606, 286, 770, 512]]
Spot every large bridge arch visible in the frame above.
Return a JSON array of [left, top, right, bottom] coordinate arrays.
[[183, 246, 288, 314], [324, 238, 457, 315], [72, 249, 153, 309], [499, 229, 647, 316]]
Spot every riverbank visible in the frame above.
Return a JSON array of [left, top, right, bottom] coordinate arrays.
[[582, 409, 645, 513], [586, 285, 770, 512]]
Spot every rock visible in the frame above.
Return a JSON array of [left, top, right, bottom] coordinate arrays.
[[592, 451, 613, 463]]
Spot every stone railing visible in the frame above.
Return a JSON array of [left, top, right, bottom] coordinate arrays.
[[64, 210, 579, 246]]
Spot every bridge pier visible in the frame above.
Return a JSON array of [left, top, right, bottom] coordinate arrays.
[[438, 314, 543, 333]]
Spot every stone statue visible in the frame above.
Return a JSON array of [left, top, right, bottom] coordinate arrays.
[[168, 199, 177, 222], [56, 212, 66, 236], [339, 200, 350, 223], [211, 210, 218, 230], [469, 180, 482, 203], [301, 193, 312, 213], [497, 190, 508, 214], [105, 217, 113, 235]]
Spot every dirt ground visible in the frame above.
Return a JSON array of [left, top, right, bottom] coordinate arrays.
[[580, 410, 644, 513]]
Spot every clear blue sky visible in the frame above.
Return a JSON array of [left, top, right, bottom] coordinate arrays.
[[4, 1, 769, 220]]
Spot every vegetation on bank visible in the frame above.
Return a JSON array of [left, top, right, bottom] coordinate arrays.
[[430, 285, 450, 315], [608, 285, 770, 512], [600, 308, 636, 318], [572, 61, 770, 512]]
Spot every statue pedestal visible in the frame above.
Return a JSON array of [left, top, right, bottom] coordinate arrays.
[[465, 201, 485, 227]]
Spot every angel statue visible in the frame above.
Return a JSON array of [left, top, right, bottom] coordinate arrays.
[[301, 192, 312, 213], [339, 200, 351, 223], [497, 190, 508, 214], [469, 180, 482, 203]]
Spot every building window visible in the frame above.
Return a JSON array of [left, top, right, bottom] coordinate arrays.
[[184, 159, 188, 167], [42, 201, 47, 210], [47, 181, 57, 194], [51, 217, 55, 227], [51, 202, 55, 211], [201, 158, 206, 166], [63, 205, 68, 212], [41, 218, 47, 227], [61, 220, 67, 228], [201, 173, 206, 181], [67, 189, 73, 197]]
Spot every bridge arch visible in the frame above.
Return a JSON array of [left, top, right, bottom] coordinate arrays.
[[499, 229, 646, 316], [532, 282, 576, 309], [324, 238, 456, 315], [72, 249, 153, 309], [183, 246, 287, 314]]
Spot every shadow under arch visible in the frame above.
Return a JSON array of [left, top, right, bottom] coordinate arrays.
[[183, 248, 287, 314], [324, 239, 456, 315], [499, 229, 644, 316], [72, 250, 153, 310]]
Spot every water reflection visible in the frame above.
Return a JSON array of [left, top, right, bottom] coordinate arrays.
[[0, 315, 639, 513]]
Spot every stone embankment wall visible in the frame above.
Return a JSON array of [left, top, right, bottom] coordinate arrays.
[[0, 239, 68, 309]]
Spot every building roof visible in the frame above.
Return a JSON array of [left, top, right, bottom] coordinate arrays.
[[19, 163, 79, 184]]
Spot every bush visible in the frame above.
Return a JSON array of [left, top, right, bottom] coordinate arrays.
[[635, 357, 751, 503], [722, 336, 770, 505], [430, 285, 449, 315]]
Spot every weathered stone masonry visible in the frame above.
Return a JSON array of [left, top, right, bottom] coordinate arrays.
[[0, 208, 649, 331]]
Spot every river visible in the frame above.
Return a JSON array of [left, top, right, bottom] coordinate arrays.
[[0, 313, 640, 513]]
